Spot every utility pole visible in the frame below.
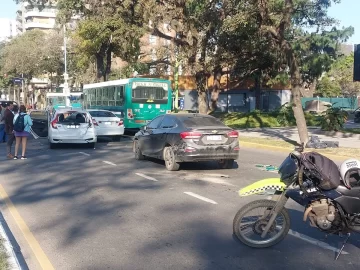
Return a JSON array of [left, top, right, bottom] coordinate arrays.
[[21, 73, 25, 104], [63, 24, 70, 107]]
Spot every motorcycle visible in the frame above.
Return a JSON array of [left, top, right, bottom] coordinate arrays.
[[233, 145, 360, 260]]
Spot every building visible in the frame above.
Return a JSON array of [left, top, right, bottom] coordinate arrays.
[[16, 2, 58, 33], [0, 18, 17, 42]]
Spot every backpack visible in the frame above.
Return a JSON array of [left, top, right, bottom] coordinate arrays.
[[14, 114, 26, 132], [301, 152, 340, 190]]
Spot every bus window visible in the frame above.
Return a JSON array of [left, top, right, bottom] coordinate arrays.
[[115, 86, 124, 106], [132, 84, 168, 104]]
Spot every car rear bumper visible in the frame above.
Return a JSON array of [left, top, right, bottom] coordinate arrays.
[[96, 127, 124, 136], [175, 148, 239, 162], [49, 137, 97, 144]]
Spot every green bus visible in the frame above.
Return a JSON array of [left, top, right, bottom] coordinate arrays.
[[82, 78, 173, 130]]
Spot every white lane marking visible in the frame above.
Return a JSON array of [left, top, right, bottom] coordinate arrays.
[[201, 173, 229, 178], [79, 152, 90, 156], [103, 161, 116, 166], [135, 173, 158, 182], [288, 229, 349, 255], [184, 192, 218, 205]]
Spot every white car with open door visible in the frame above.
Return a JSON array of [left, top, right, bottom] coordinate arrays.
[[87, 109, 124, 139], [47, 109, 97, 149]]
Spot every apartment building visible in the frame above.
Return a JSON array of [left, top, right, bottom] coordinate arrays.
[[16, 2, 58, 33]]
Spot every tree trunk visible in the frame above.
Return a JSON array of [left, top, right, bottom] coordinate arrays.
[[196, 71, 208, 114], [104, 45, 113, 82], [210, 66, 222, 111], [254, 72, 262, 110], [96, 54, 105, 82]]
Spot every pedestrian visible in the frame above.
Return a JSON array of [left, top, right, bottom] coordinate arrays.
[[4, 102, 15, 159], [13, 105, 33, 160], [0, 103, 6, 143]]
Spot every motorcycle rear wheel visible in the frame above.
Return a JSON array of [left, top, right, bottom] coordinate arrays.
[[233, 200, 290, 248]]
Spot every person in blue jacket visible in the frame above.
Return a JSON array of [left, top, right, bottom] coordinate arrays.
[[13, 105, 33, 160]]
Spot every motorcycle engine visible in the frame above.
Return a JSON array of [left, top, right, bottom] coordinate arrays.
[[305, 199, 337, 231]]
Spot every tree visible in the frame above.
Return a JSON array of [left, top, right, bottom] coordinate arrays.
[[316, 53, 360, 102], [56, 0, 146, 82], [1, 29, 66, 103], [248, 0, 353, 144]]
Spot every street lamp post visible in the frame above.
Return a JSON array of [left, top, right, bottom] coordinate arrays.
[[63, 24, 70, 107]]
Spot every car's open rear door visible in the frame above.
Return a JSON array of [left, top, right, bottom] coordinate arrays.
[[29, 110, 49, 138]]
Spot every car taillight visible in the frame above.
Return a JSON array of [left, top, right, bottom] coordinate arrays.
[[127, 109, 133, 119], [180, 132, 202, 139], [51, 119, 58, 129], [227, 130, 239, 138], [118, 120, 123, 126], [92, 118, 99, 126]]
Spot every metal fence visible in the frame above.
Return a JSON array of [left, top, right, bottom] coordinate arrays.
[[301, 97, 359, 110]]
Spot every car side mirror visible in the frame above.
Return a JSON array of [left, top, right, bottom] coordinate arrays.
[[142, 126, 147, 131]]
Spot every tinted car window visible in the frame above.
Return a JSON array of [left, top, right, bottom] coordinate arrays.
[[89, 111, 116, 117], [160, 116, 176, 129], [30, 111, 47, 120], [57, 111, 87, 124], [182, 116, 225, 128], [148, 115, 164, 129]]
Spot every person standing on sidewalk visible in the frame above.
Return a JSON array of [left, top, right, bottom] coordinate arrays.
[[0, 103, 6, 143], [4, 102, 15, 159], [13, 105, 32, 160]]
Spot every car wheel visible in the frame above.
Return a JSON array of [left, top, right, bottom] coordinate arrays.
[[134, 140, 145, 160], [49, 142, 56, 149], [163, 146, 180, 171], [218, 159, 234, 169]]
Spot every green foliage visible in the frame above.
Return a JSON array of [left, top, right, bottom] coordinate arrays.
[[320, 105, 349, 131], [316, 76, 341, 97], [316, 53, 360, 97], [276, 103, 296, 126], [212, 110, 319, 129]]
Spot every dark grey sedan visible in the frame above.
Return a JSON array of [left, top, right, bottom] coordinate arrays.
[[133, 113, 240, 171]]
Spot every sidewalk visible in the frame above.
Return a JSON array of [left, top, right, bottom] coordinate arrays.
[[238, 127, 360, 149]]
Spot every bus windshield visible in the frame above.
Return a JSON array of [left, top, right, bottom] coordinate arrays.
[[132, 81, 168, 104]]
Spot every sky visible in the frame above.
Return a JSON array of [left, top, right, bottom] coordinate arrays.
[[1, 0, 360, 44]]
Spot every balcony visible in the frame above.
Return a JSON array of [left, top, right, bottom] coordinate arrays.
[[24, 10, 57, 19], [24, 21, 56, 30]]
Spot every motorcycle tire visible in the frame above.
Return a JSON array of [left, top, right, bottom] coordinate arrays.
[[233, 200, 290, 248]]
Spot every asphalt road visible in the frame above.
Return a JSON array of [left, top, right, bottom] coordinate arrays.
[[0, 138, 360, 270]]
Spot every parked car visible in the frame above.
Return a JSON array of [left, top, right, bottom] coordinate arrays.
[[48, 109, 97, 149], [87, 109, 124, 139], [133, 113, 240, 171]]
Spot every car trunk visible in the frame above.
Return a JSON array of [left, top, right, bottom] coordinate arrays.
[[190, 127, 234, 146], [55, 112, 90, 138], [93, 117, 121, 128]]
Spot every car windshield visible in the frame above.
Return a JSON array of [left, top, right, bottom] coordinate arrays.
[[57, 111, 87, 124], [182, 116, 225, 128], [89, 111, 116, 118]]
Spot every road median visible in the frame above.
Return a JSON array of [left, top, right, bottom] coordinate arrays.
[[240, 136, 359, 161]]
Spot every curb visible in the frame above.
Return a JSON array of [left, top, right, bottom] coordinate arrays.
[[240, 141, 353, 162], [0, 213, 24, 270]]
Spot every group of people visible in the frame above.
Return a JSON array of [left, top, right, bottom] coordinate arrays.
[[0, 102, 33, 160]]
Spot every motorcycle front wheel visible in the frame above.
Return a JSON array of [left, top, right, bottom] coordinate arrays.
[[233, 200, 290, 248]]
